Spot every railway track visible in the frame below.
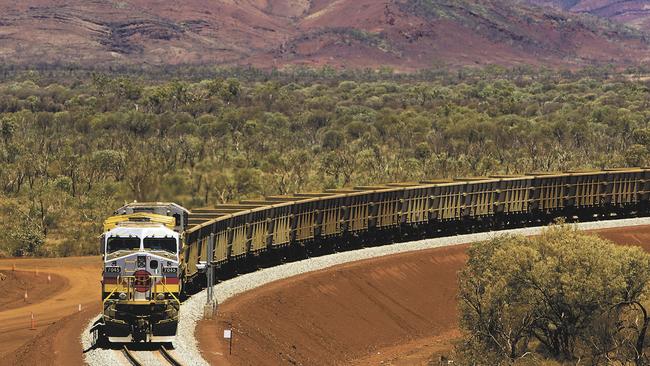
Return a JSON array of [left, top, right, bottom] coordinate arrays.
[[121, 345, 183, 366], [121, 346, 141, 366], [159, 345, 183, 366]]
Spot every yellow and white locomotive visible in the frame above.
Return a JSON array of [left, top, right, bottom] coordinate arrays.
[[100, 202, 189, 343]]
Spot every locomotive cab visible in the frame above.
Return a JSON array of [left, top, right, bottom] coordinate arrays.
[[101, 203, 187, 343]]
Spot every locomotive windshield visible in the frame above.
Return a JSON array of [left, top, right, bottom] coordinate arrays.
[[107, 237, 140, 253], [143, 237, 176, 253]]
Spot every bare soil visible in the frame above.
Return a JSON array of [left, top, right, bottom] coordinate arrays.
[[0, 256, 102, 366], [197, 245, 469, 366], [197, 225, 650, 366], [0, 0, 648, 69], [0, 270, 66, 312]]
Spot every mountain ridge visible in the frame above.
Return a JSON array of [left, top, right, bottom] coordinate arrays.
[[526, 0, 650, 31], [1, 0, 649, 70]]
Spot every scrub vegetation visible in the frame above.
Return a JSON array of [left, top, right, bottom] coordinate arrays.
[[457, 226, 650, 365], [1, 65, 650, 256]]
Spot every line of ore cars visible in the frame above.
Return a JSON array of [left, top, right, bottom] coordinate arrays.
[[100, 168, 650, 343]]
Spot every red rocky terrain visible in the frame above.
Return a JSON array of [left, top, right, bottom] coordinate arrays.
[[528, 0, 650, 32], [1, 0, 650, 70]]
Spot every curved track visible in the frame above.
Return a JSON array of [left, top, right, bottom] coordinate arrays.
[[83, 218, 650, 365], [197, 222, 650, 365], [183, 169, 650, 285], [87, 169, 650, 366]]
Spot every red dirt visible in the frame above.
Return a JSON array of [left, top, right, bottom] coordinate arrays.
[[197, 225, 650, 366], [198, 245, 469, 366], [0, 270, 67, 312], [6, 305, 101, 366], [590, 226, 650, 251], [0, 256, 102, 366]]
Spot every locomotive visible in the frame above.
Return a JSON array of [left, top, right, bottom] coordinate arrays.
[[100, 202, 189, 343]]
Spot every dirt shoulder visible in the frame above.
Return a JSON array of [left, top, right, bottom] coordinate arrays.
[[197, 245, 468, 366], [197, 225, 650, 366]]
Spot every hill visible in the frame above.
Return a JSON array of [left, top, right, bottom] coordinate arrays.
[[527, 0, 650, 31], [1, 0, 649, 70]]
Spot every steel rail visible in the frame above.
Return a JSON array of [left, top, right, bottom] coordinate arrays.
[[160, 345, 183, 366], [121, 345, 143, 366]]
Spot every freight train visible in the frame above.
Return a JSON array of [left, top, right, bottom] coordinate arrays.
[[100, 168, 650, 343]]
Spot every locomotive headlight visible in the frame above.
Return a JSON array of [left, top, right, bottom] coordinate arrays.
[[119, 292, 127, 300], [137, 255, 146, 269], [156, 293, 165, 300]]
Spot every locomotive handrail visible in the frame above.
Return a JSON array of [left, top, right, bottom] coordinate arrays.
[[104, 275, 181, 303], [103, 282, 120, 306], [160, 281, 181, 305]]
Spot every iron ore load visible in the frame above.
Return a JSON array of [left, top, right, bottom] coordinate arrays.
[[100, 168, 650, 343]]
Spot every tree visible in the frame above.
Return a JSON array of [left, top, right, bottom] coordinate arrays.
[[0, 115, 16, 144], [322, 130, 344, 150], [458, 225, 650, 364]]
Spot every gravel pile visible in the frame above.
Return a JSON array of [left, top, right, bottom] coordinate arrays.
[[82, 217, 650, 365]]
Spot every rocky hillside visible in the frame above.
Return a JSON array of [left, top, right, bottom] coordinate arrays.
[[527, 0, 650, 31], [1, 0, 649, 69]]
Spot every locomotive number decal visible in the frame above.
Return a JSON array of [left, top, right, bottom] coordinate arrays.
[[162, 267, 178, 274], [105, 266, 121, 273]]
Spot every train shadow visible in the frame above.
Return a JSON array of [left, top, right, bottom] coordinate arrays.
[[85, 318, 175, 351]]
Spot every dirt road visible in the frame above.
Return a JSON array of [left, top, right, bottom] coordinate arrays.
[[0, 256, 101, 366]]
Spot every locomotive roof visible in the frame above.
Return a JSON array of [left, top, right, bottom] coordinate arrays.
[[114, 202, 190, 214], [103, 212, 177, 232], [106, 225, 178, 239]]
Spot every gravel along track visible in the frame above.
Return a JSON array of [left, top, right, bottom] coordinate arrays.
[[81, 217, 650, 365]]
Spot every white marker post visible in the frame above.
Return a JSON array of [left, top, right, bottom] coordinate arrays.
[[204, 233, 217, 319], [224, 329, 232, 355]]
